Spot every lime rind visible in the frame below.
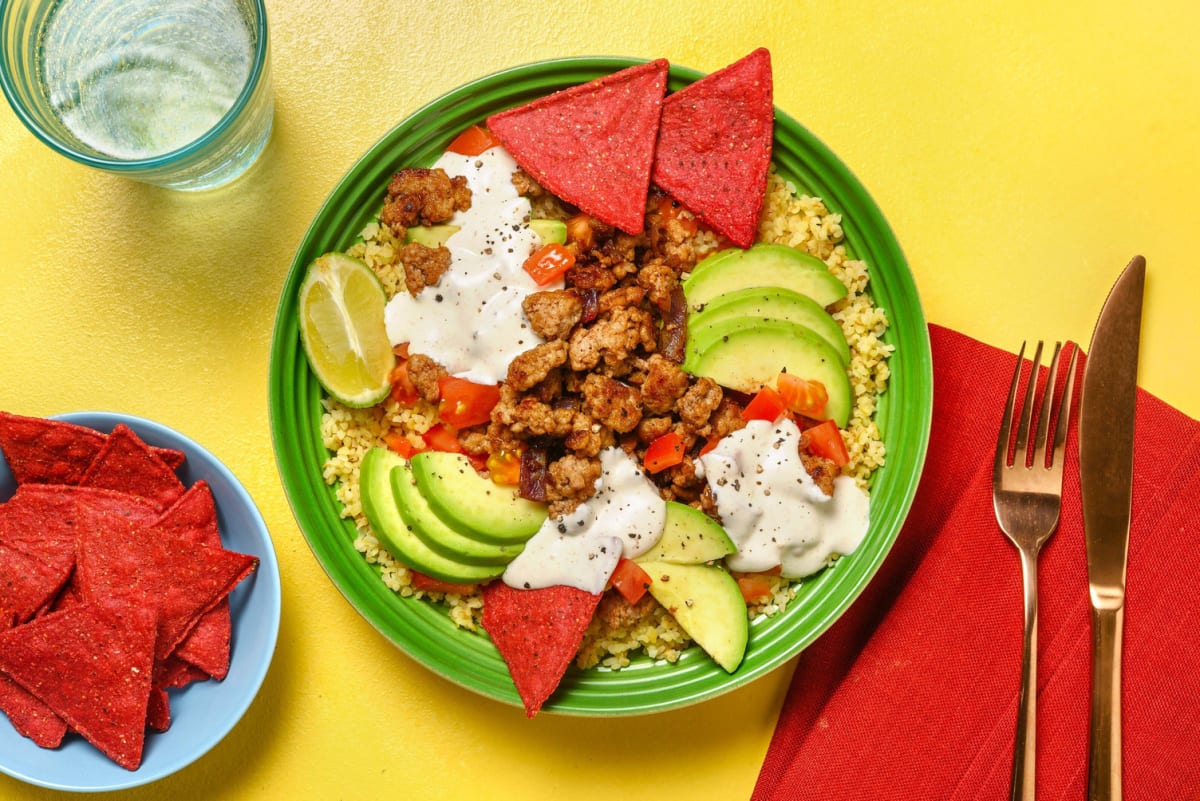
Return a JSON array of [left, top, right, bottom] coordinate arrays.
[[299, 252, 395, 408]]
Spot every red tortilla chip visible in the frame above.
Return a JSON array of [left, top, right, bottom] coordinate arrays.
[[0, 610, 69, 749], [0, 412, 184, 483], [481, 582, 603, 717], [651, 48, 774, 248], [157, 655, 210, 690], [487, 60, 669, 235], [75, 514, 257, 668], [0, 542, 73, 624], [0, 602, 156, 770], [146, 687, 171, 733], [149, 483, 232, 679], [0, 411, 105, 485], [79, 424, 185, 511]]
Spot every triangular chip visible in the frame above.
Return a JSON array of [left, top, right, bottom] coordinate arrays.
[[0, 412, 184, 484], [651, 48, 774, 248], [0, 542, 73, 624], [74, 514, 257, 669], [149, 482, 233, 679], [0, 602, 156, 769], [79, 424, 185, 511], [481, 582, 603, 717], [487, 60, 669, 235], [146, 687, 171, 733], [0, 610, 69, 748]]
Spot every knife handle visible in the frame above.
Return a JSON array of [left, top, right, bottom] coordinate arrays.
[[1088, 604, 1124, 801]]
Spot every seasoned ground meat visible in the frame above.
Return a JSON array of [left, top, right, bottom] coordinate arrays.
[[636, 261, 681, 313], [406, 353, 447, 403], [381, 167, 471, 236], [595, 590, 657, 630], [581, 374, 643, 434], [641, 354, 691, 415], [399, 242, 451, 296], [511, 169, 545, 199], [565, 262, 618, 292], [674, 377, 724, 432], [705, 396, 747, 440], [567, 306, 658, 375], [564, 419, 615, 457], [492, 396, 579, 438], [522, 289, 583, 341], [801, 451, 839, 496], [546, 454, 603, 508], [596, 285, 645, 314], [506, 340, 568, 392], [635, 415, 674, 445]]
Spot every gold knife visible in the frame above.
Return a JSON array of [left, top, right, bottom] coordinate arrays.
[[1078, 255, 1146, 801]]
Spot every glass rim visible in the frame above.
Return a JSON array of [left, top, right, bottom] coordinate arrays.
[[0, 0, 270, 172]]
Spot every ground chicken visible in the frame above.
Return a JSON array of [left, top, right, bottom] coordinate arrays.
[[674, 377, 724, 433], [406, 353, 447, 403], [522, 290, 583, 341], [399, 242, 451, 296], [641, 354, 691, 415], [380, 167, 470, 236], [567, 306, 658, 375], [506, 340, 569, 392], [581, 374, 643, 434]]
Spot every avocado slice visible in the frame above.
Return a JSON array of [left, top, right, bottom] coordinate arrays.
[[390, 460, 524, 566], [405, 225, 461, 247], [529, 218, 567, 245], [683, 244, 848, 309], [638, 559, 748, 673], [358, 448, 505, 584], [686, 319, 853, 427], [636, 501, 736, 564], [686, 287, 850, 367], [410, 451, 547, 545]]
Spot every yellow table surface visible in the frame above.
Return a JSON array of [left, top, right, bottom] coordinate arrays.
[[2, 2, 1197, 798]]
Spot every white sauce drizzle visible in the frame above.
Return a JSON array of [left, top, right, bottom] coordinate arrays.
[[502, 447, 666, 594], [383, 147, 561, 385], [700, 417, 870, 577]]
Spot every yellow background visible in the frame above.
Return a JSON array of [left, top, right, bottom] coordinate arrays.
[[2, 1, 1197, 799]]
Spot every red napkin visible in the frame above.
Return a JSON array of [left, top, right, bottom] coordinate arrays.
[[753, 324, 1200, 801]]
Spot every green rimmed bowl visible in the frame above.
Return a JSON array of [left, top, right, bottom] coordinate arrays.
[[269, 56, 932, 715]]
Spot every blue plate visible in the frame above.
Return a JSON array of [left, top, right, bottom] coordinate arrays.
[[0, 411, 281, 792]]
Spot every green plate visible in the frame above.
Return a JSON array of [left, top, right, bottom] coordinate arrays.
[[269, 57, 933, 715]]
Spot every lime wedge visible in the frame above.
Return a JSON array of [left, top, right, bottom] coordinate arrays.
[[299, 252, 395, 407]]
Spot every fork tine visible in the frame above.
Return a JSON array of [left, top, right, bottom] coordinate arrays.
[[1013, 341, 1044, 465], [1048, 343, 1080, 467], [1033, 342, 1063, 462], [994, 340, 1027, 472]]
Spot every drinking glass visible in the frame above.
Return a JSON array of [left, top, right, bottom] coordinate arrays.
[[0, 0, 274, 191]]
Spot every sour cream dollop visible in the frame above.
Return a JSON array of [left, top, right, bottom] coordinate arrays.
[[502, 447, 666, 594], [700, 417, 870, 578], [383, 147, 559, 384]]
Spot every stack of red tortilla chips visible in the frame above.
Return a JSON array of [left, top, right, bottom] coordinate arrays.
[[485, 48, 774, 249], [0, 412, 257, 770]]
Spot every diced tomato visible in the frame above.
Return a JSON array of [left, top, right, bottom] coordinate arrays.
[[421, 423, 463, 453], [644, 431, 684, 474], [522, 242, 575, 286], [388, 360, 419, 406], [737, 569, 781, 605], [565, 213, 595, 250], [777, 373, 828, 420], [741, 385, 787, 423], [805, 419, 850, 467], [610, 558, 652, 605], [383, 432, 422, 459], [445, 125, 499, 157], [486, 449, 522, 486], [393, 342, 410, 359], [698, 436, 721, 456], [437, 376, 500, 428], [655, 195, 699, 236], [409, 570, 481, 596]]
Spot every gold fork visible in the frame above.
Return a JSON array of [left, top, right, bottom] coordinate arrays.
[[992, 340, 1079, 801]]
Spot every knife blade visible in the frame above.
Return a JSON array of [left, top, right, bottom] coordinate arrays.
[[1079, 255, 1145, 801]]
